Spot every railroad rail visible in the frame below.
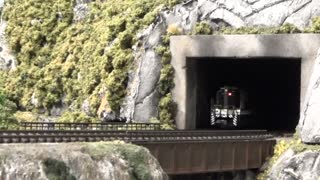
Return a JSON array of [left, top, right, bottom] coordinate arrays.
[[17, 122, 161, 131], [0, 130, 273, 143]]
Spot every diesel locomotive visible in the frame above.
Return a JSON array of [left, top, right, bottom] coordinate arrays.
[[210, 86, 250, 127]]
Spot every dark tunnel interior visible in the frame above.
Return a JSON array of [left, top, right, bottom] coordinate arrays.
[[187, 57, 301, 131]]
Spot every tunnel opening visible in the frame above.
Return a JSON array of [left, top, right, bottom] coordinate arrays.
[[187, 57, 301, 131]]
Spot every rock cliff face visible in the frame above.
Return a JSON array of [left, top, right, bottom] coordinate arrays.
[[299, 48, 320, 143], [0, 142, 168, 180], [268, 149, 320, 180], [122, 0, 320, 122]]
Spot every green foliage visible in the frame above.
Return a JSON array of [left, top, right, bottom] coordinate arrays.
[[0, 90, 18, 129], [0, 92, 5, 106], [155, 32, 177, 129], [42, 158, 76, 180], [305, 17, 320, 33], [1, 0, 182, 117], [159, 64, 174, 95], [220, 23, 301, 35], [149, 117, 160, 123], [220, 26, 272, 34], [272, 23, 301, 33], [57, 111, 98, 123], [193, 22, 212, 35], [158, 93, 176, 129], [155, 46, 171, 64], [14, 111, 39, 122]]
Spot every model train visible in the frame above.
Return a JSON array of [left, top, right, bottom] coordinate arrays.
[[210, 86, 250, 128]]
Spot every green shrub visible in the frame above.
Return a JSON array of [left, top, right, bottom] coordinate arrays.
[[0, 90, 18, 129], [159, 64, 174, 95], [57, 111, 98, 123], [158, 93, 176, 129], [272, 23, 301, 33], [14, 111, 39, 122], [155, 30, 179, 129], [193, 22, 212, 35], [305, 17, 320, 33], [220, 23, 301, 35]]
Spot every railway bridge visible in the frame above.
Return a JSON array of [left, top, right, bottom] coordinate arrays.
[[0, 122, 276, 175]]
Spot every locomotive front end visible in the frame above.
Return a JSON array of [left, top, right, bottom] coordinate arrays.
[[210, 87, 244, 127]]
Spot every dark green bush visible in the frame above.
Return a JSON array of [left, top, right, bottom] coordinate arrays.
[[0, 90, 18, 129]]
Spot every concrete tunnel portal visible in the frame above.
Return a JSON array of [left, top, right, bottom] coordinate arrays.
[[187, 57, 301, 131]]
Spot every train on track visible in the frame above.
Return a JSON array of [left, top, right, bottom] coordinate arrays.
[[210, 86, 251, 128]]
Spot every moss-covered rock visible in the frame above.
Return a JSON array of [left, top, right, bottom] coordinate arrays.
[[43, 158, 76, 180], [83, 142, 156, 180], [0, 142, 168, 180]]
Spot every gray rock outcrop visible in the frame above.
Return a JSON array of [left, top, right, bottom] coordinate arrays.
[[0, 142, 168, 180], [299, 48, 320, 143], [73, 0, 91, 22], [268, 149, 320, 180], [0, 21, 16, 70], [121, 20, 166, 122], [121, 0, 320, 122]]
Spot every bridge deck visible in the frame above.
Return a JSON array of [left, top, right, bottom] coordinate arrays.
[[0, 128, 276, 174], [138, 139, 275, 175]]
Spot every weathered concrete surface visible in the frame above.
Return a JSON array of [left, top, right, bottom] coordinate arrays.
[[268, 149, 320, 180], [299, 48, 320, 143], [122, 0, 320, 123], [170, 34, 320, 129], [0, 142, 168, 180]]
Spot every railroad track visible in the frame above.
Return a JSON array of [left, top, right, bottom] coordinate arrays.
[[0, 130, 273, 143]]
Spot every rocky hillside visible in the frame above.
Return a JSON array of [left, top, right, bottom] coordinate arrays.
[[0, 141, 168, 180], [0, 0, 181, 128], [1, 0, 320, 129], [1, 1, 320, 178]]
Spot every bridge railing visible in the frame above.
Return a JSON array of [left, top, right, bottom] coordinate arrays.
[[19, 122, 161, 131]]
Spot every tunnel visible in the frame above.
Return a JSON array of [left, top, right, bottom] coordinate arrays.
[[186, 57, 301, 131]]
